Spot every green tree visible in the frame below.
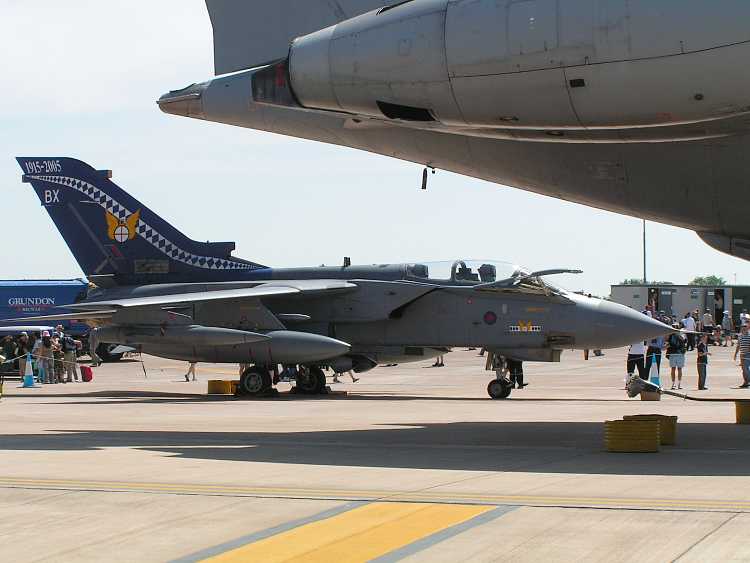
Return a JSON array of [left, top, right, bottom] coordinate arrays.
[[689, 275, 727, 286], [620, 279, 673, 286]]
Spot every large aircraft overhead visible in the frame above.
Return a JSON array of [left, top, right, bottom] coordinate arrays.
[[159, 0, 750, 260], [15, 157, 668, 399]]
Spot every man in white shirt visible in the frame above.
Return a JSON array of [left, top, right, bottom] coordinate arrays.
[[627, 340, 646, 380], [681, 313, 697, 351]]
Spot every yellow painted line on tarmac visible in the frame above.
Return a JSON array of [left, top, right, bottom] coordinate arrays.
[[202, 502, 492, 563], [1, 477, 750, 512]]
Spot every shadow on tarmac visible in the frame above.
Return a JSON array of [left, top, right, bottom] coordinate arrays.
[[3, 390, 634, 404], [1, 422, 749, 476]]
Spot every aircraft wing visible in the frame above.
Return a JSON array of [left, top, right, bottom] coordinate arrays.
[[74, 285, 301, 310], [74, 281, 356, 310], [0, 325, 54, 335], [0, 281, 357, 327], [207, 0, 384, 74], [2, 311, 117, 323]]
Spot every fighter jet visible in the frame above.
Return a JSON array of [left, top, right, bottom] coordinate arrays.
[[160, 0, 750, 261], [15, 157, 669, 399]]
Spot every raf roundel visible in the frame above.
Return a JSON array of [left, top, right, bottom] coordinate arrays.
[[113, 225, 129, 243], [484, 311, 498, 325]]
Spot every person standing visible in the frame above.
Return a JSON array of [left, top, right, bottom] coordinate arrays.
[[733, 324, 750, 389], [52, 333, 65, 384], [741, 309, 750, 328], [666, 326, 686, 390], [697, 334, 711, 390], [681, 313, 696, 351], [61, 333, 79, 382], [627, 340, 647, 380], [16, 332, 30, 379], [703, 309, 715, 334], [508, 359, 526, 389], [432, 354, 445, 367], [88, 328, 102, 367], [38, 331, 55, 384], [185, 362, 197, 382], [721, 311, 734, 347], [1, 336, 16, 365], [645, 335, 664, 378]]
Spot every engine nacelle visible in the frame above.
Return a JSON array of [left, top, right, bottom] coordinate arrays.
[[282, 0, 750, 130], [288, 0, 462, 125]]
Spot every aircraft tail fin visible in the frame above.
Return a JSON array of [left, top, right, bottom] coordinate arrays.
[[16, 157, 266, 281]]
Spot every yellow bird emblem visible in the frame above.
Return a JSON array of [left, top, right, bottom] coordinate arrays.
[[106, 209, 140, 243]]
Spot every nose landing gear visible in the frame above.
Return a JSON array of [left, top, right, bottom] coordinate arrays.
[[487, 377, 513, 399]]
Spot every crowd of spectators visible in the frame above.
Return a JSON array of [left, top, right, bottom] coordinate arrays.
[[626, 305, 750, 390], [0, 325, 82, 384]]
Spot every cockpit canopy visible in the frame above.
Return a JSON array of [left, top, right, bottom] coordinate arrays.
[[405, 260, 567, 295]]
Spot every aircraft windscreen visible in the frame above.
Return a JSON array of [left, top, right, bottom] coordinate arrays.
[[405, 260, 568, 295], [406, 261, 520, 283]]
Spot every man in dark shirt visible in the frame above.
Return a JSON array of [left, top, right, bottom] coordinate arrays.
[[697, 334, 710, 390]]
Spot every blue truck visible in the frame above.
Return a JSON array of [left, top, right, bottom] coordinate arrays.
[[0, 279, 125, 366]]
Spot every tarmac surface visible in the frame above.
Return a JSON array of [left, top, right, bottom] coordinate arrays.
[[1, 345, 750, 562]]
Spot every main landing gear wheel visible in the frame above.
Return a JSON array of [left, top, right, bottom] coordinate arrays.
[[295, 366, 327, 395], [239, 366, 272, 396], [487, 379, 512, 400]]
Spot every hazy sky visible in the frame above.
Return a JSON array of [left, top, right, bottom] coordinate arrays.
[[4, 1, 750, 296]]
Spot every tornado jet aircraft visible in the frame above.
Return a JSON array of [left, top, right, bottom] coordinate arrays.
[[160, 0, 750, 261], [15, 157, 668, 399]]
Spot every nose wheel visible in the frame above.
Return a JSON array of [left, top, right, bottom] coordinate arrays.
[[487, 378, 512, 400]]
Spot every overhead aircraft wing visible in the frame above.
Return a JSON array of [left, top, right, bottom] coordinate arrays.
[[206, 0, 385, 74]]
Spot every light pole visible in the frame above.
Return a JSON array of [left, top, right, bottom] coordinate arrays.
[[642, 219, 647, 284]]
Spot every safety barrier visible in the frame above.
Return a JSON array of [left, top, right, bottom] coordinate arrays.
[[207, 380, 239, 395], [736, 401, 750, 424], [623, 414, 678, 445], [604, 419, 661, 453]]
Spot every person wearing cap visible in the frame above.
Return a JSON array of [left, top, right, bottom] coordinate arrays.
[[721, 311, 734, 347]]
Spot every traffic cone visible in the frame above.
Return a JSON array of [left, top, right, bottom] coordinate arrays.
[[649, 353, 661, 388], [22, 353, 36, 388]]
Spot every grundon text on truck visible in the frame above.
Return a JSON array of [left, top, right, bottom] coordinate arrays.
[[0, 279, 124, 363]]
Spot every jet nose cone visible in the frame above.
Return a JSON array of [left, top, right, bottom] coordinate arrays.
[[571, 295, 673, 349], [157, 82, 207, 118]]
